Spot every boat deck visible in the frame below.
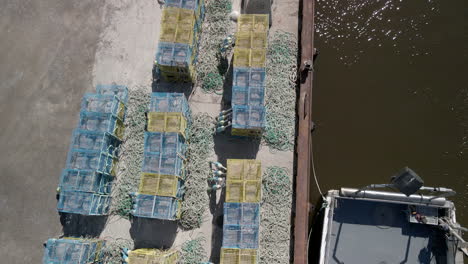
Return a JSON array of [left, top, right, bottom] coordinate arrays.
[[325, 198, 449, 264]]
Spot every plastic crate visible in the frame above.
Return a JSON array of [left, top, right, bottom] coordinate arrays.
[[81, 93, 126, 120], [65, 149, 118, 176], [235, 32, 267, 49], [232, 105, 265, 130], [227, 159, 261, 181], [176, 19, 199, 45], [233, 48, 250, 67], [144, 132, 186, 156], [226, 160, 262, 203], [132, 194, 180, 220], [233, 68, 266, 89], [160, 7, 199, 45], [96, 84, 129, 103], [138, 173, 183, 198], [226, 181, 261, 203], [147, 112, 187, 137], [127, 248, 179, 264], [70, 129, 120, 157], [247, 87, 265, 107], [232, 68, 250, 89], [160, 22, 178, 43], [156, 42, 197, 74], [235, 32, 252, 49], [142, 132, 186, 177], [57, 190, 111, 215], [237, 15, 254, 33], [165, 0, 205, 22], [249, 68, 266, 87], [253, 15, 269, 32], [220, 248, 257, 264], [237, 14, 269, 33], [78, 111, 125, 140], [59, 169, 114, 194], [250, 49, 266, 68], [251, 32, 267, 49], [142, 152, 185, 177], [232, 87, 248, 106], [222, 225, 259, 249], [149, 92, 190, 117], [231, 86, 265, 107], [43, 238, 104, 264], [224, 203, 260, 227], [233, 48, 266, 68]]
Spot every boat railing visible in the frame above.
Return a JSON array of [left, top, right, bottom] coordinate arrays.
[[339, 187, 449, 206]]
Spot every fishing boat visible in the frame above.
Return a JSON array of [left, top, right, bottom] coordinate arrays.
[[318, 167, 467, 264]]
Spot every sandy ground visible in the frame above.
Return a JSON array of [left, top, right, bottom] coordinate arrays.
[[0, 0, 298, 262]]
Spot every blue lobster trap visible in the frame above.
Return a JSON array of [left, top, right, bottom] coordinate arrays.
[[222, 203, 260, 249], [59, 169, 114, 194], [224, 203, 260, 227], [96, 84, 129, 103], [144, 132, 186, 156], [57, 190, 111, 215], [131, 194, 180, 220], [78, 111, 125, 140], [149, 92, 190, 118], [70, 129, 120, 157], [142, 132, 186, 177], [222, 225, 259, 249], [142, 152, 185, 177], [43, 238, 105, 264], [156, 42, 196, 72], [233, 67, 266, 89], [65, 149, 118, 176], [232, 86, 265, 107], [232, 105, 266, 130], [81, 93, 126, 120]]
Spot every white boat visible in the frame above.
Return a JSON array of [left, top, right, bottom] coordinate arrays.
[[318, 167, 467, 264]]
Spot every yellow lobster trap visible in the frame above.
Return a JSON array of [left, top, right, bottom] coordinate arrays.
[[235, 31, 267, 50], [138, 173, 182, 198], [226, 159, 262, 203], [160, 7, 200, 46], [127, 248, 179, 264], [147, 112, 187, 137], [220, 248, 258, 264], [237, 14, 269, 33], [233, 48, 266, 68]]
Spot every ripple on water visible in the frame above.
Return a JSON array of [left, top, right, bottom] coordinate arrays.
[[315, 0, 439, 65]]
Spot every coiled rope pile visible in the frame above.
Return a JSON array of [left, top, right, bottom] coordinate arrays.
[[263, 32, 298, 151], [101, 238, 134, 264], [259, 166, 293, 264], [179, 113, 215, 229], [196, 0, 233, 93], [179, 237, 208, 263], [112, 86, 149, 217]]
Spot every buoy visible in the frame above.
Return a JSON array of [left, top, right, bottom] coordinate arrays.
[[230, 11, 240, 21]]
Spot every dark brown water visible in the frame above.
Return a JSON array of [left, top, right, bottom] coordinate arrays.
[[312, 0, 468, 229]]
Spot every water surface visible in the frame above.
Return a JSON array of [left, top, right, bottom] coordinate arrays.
[[313, 0, 468, 228]]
